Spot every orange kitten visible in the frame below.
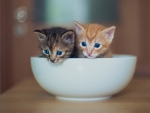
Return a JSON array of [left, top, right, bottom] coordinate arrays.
[[73, 21, 116, 58]]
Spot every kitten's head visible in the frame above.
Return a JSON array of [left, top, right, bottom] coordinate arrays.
[[34, 27, 75, 63], [74, 21, 116, 58]]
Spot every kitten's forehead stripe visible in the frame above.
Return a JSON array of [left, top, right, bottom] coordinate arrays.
[[85, 24, 105, 42]]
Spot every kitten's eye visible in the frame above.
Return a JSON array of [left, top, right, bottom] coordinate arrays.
[[57, 51, 62, 55], [94, 43, 100, 48], [43, 49, 49, 55], [81, 42, 87, 47]]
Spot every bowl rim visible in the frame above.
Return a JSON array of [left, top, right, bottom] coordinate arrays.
[[30, 54, 137, 60]]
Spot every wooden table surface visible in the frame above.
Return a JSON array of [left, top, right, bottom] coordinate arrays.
[[0, 76, 150, 113]]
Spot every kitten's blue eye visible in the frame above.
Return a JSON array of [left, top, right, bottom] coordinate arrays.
[[44, 49, 49, 54], [94, 43, 100, 48], [57, 51, 62, 55], [81, 42, 87, 47]]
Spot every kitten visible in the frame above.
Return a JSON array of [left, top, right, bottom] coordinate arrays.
[[73, 21, 116, 58], [34, 27, 76, 63]]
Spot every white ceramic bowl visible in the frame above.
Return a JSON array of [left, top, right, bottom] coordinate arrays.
[[31, 54, 137, 101]]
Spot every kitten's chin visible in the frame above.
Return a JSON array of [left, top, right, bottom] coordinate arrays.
[[48, 59, 60, 64], [51, 59, 64, 64], [84, 54, 96, 58], [83, 52, 96, 58]]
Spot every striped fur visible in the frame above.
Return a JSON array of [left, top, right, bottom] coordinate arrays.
[[34, 27, 76, 63]]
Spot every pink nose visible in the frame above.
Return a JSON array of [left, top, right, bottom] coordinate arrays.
[[87, 51, 92, 56]]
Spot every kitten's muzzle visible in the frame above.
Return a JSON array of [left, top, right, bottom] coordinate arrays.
[[50, 59, 55, 63]]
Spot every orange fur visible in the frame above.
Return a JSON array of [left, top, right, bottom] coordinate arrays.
[[74, 22, 116, 58]]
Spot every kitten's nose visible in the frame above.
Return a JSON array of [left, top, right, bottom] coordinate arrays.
[[50, 59, 55, 63], [87, 52, 92, 55], [87, 51, 92, 55]]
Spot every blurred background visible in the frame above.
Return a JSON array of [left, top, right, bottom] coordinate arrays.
[[0, 0, 150, 93]]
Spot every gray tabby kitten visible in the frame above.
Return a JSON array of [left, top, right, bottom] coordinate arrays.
[[34, 27, 76, 63]]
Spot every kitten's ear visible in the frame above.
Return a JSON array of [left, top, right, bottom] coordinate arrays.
[[73, 21, 84, 35], [34, 30, 46, 41], [62, 31, 75, 44], [102, 26, 116, 43]]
